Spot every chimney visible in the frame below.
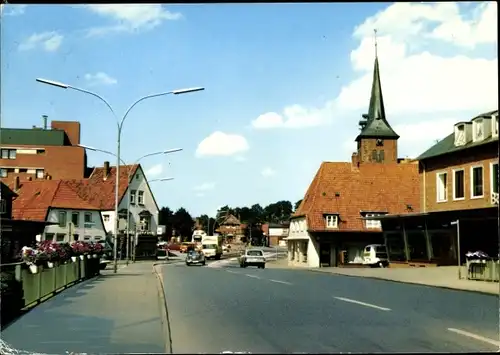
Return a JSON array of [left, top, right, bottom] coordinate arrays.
[[42, 115, 48, 130], [104, 161, 110, 179], [14, 176, 20, 190]]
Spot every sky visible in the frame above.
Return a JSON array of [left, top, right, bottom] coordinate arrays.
[[1, 3, 498, 217]]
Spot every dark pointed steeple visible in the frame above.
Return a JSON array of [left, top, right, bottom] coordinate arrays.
[[356, 30, 399, 141]]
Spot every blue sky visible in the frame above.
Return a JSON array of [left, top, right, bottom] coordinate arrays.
[[1, 3, 497, 217]]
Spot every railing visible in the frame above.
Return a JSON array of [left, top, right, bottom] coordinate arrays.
[[466, 259, 499, 282], [491, 192, 499, 205], [1, 257, 101, 326]]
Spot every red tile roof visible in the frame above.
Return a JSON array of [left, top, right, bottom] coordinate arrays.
[[293, 161, 420, 232], [10, 164, 139, 221]]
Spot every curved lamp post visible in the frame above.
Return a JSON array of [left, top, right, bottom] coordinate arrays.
[[37, 77, 203, 273]]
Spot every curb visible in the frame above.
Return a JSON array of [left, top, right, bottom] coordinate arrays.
[[307, 269, 498, 296], [152, 263, 173, 354]]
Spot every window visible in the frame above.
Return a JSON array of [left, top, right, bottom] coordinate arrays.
[[0, 168, 7, 178], [59, 211, 67, 227], [1, 149, 16, 159], [84, 236, 91, 241], [365, 214, 382, 229], [491, 162, 499, 194], [473, 119, 483, 141], [325, 215, 338, 229], [371, 150, 384, 163], [138, 191, 145, 205], [56, 234, 65, 242], [72, 212, 79, 227], [0, 199, 6, 214], [103, 214, 110, 222], [73, 234, 79, 241], [139, 216, 150, 231], [436, 172, 448, 202], [130, 190, 136, 204], [454, 124, 466, 146], [494, 115, 499, 137], [470, 166, 484, 198], [36, 169, 44, 179], [453, 169, 465, 200], [45, 233, 54, 241], [84, 212, 93, 228]]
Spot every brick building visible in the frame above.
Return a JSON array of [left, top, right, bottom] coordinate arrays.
[[0, 117, 87, 184], [365, 110, 499, 266], [287, 50, 420, 268]]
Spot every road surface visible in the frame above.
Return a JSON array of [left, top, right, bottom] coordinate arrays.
[[161, 259, 500, 353]]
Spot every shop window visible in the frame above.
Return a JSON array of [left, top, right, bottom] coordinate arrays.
[[406, 230, 428, 261]]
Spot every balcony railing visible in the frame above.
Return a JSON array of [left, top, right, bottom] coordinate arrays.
[[492, 192, 499, 205]]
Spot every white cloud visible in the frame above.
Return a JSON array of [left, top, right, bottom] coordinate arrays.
[[3, 5, 27, 16], [193, 182, 215, 192], [18, 32, 63, 52], [146, 163, 163, 177], [84, 72, 118, 86], [196, 131, 250, 158], [85, 4, 182, 36], [261, 167, 277, 178], [249, 2, 497, 158]]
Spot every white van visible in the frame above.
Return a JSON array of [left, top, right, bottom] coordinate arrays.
[[363, 244, 389, 267]]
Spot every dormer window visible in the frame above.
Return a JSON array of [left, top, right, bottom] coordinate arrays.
[[365, 214, 382, 229], [473, 119, 484, 142], [454, 124, 466, 146], [325, 214, 338, 229]]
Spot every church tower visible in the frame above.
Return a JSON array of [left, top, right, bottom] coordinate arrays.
[[355, 31, 399, 164]]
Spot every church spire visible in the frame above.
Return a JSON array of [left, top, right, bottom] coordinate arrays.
[[356, 29, 399, 141]]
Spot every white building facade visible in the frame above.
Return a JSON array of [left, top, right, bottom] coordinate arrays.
[[285, 217, 321, 268], [44, 208, 106, 243], [101, 166, 160, 237]]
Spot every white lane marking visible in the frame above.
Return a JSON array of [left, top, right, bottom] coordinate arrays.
[[269, 279, 292, 285], [447, 328, 500, 347], [333, 296, 391, 311], [245, 274, 261, 279], [226, 270, 239, 274]]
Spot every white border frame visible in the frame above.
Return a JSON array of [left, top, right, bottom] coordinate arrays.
[[452, 168, 465, 201], [436, 171, 448, 203], [470, 165, 484, 199], [490, 161, 499, 199]]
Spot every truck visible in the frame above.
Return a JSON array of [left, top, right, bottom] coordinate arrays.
[[201, 235, 223, 260], [192, 230, 206, 249]]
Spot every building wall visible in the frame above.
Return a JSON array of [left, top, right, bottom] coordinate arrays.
[[421, 142, 498, 212], [358, 138, 398, 164], [101, 166, 160, 235], [0, 145, 86, 183], [45, 208, 106, 243]]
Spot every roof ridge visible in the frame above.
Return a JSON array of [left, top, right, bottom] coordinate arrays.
[[61, 180, 100, 209], [49, 180, 63, 206]]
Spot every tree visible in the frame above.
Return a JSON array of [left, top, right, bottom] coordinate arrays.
[[158, 207, 174, 240], [171, 208, 195, 241], [294, 199, 303, 211]]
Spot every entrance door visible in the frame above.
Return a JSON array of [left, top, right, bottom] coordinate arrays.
[[320, 243, 331, 267]]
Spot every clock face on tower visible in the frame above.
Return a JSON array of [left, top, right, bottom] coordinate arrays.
[[376, 139, 384, 147]]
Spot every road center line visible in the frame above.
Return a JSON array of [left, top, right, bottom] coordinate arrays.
[[245, 274, 261, 279], [333, 296, 391, 311], [269, 279, 292, 285], [226, 270, 238, 274], [447, 328, 500, 347]]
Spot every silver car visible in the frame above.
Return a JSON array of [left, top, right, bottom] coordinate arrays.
[[185, 250, 206, 266], [239, 249, 266, 269]]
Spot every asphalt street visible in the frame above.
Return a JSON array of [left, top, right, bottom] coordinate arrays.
[[162, 257, 500, 354]]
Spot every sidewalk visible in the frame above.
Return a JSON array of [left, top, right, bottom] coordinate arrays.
[[267, 259, 499, 295], [1, 261, 168, 355]]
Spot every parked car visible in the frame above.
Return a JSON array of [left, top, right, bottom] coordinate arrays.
[[185, 249, 206, 266], [98, 240, 113, 270], [239, 249, 266, 269], [362, 244, 389, 268]]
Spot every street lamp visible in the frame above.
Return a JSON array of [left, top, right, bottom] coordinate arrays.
[[79, 144, 180, 267], [38, 77, 203, 273]]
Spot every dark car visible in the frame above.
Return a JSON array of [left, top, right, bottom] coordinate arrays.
[[185, 250, 206, 266]]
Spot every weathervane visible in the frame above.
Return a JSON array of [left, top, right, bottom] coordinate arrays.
[[374, 29, 378, 57]]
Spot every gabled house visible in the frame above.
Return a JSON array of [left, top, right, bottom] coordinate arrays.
[[11, 178, 106, 243], [218, 213, 244, 239], [287, 49, 420, 268], [364, 109, 498, 266]]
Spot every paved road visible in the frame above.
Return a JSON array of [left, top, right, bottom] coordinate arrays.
[[161, 260, 500, 353]]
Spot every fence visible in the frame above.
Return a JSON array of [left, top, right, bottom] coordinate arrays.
[[0, 257, 101, 326], [466, 259, 500, 282]]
